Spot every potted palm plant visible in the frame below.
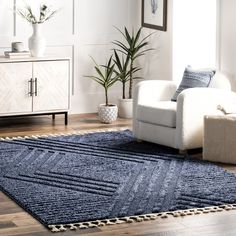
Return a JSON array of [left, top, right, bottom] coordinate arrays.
[[113, 50, 140, 118], [113, 27, 153, 118], [85, 56, 118, 124]]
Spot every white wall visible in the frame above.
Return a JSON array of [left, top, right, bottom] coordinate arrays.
[[130, 0, 218, 85], [0, 0, 225, 114], [0, 0, 132, 114], [219, 0, 236, 91], [129, 0, 173, 82]]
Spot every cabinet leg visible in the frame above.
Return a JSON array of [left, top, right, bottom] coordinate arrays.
[[65, 112, 68, 125], [52, 114, 55, 120]]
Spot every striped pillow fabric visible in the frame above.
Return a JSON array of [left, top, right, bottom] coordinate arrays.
[[171, 67, 215, 102]]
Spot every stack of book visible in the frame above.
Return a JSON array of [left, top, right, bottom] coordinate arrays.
[[4, 51, 31, 59]]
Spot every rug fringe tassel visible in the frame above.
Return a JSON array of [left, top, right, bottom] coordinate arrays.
[[48, 204, 236, 233], [0, 127, 130, 141]]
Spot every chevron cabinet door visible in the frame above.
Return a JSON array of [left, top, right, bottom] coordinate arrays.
[[0, 62, 33, 115], [32, 60, 70, 112]]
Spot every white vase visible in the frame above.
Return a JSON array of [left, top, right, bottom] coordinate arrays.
[[98, 104, 118, 124], [28, 23, 46, 57], [118, 98, 133, 118]]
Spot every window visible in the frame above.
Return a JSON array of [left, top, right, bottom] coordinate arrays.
[[172, 0, 217, 82]]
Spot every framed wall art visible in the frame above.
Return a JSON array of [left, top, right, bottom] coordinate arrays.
[[142, 0, 168, 31]]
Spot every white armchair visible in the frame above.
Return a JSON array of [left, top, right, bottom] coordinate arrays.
[[133, 72, 234, 151]]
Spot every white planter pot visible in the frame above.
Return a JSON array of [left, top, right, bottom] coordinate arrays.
[[118, 98, 133, 118], [29, 23, 46, 57], [98, 104, 118, 124]]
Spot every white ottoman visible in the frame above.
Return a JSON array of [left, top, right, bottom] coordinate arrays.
[[203, 115, 236, 164]]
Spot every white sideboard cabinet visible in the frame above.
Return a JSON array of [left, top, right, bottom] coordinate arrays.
[[0, 57, 70, 125]]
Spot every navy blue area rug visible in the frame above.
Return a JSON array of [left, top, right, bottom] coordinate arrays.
[[0, 129, 236, 232]]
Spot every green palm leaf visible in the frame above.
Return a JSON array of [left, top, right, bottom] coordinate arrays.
[[134, 27, 142, 46], [84, 55, 118, 106], [125, 27, 132, 45], [113, 26, 155, 98]]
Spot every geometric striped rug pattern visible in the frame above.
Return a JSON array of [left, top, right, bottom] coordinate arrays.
[[0, 130, 236, 232]]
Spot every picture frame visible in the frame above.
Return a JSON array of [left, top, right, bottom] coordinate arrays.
[[142, 0, 168, 31]]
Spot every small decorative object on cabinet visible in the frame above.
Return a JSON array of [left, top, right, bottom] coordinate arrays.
[[0, 57, 70, 125], [11, 42, 24, 52], [85, 56, 118, 124], [4, 42, 30, 59], [4, 51, 30, 59], [29, 23, 46, 57], [17, 4, 58, 57]]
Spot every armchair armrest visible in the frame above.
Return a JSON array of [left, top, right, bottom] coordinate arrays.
[[176, 88, 235, 149], [133, 80, 177, 118], [133, 80, 177, 136]]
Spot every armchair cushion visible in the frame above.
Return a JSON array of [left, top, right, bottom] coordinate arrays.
[[137, 101, 177, 128], [171, 67, 215, 101]]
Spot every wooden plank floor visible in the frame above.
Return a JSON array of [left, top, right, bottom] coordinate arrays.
[[0, 114, 236, 236]]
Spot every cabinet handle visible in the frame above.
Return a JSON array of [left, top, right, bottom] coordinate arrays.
[[28, 78, 33, 96], [34, 78, 38, 96]]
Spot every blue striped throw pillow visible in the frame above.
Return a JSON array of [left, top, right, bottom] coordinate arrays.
[[171, 67, 215, 102]]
